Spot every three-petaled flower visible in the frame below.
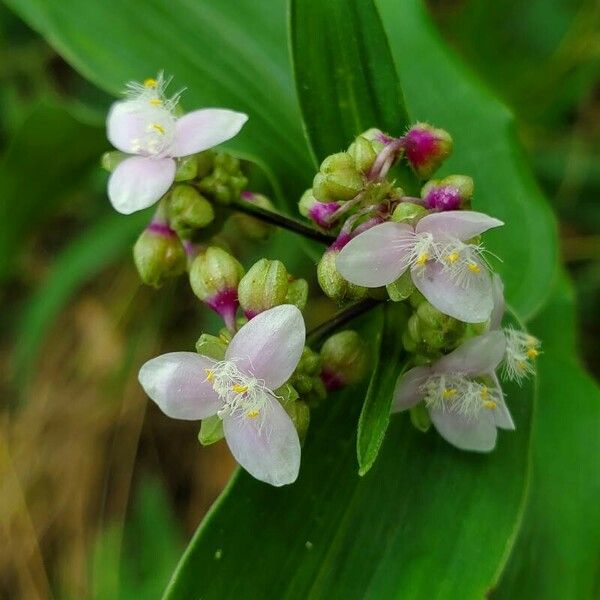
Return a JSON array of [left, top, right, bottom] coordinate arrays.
[[138, 304, 305, 486], [336, 211, 503, 323], [392, 331, 514, 451], [106, 74, 248, 214]]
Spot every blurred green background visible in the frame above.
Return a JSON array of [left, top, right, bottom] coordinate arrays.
[[0, 0, 598, 598]]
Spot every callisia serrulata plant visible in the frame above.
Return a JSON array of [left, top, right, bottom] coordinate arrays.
[[102, 74, 541, 485]]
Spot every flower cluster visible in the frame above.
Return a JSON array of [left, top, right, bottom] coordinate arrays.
[[103, 75, 541, 485], [298, 124, 540, 451]]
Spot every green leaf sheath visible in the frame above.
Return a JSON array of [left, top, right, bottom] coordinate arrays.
[[289, 0, 409, 164], [357, 303, 408, 476], [377, 0, 558, 320]]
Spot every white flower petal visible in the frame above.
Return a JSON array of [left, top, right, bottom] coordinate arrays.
[[391, 365, 431, 413], [429, 406, 497, 452], [107, 100, 148, 154], [336, 222, 415, 287], [171, 109, 248, 157], [411, 259, 494, 323], [490, 274, 505, 330], [223, 392, 300, 486], [138, 352, 220, 420], [416, 210, 504, 241], [434, 331, 506, 376], [226, 304, 305, 389], [490, 373, 515, 430], [108, 155, 176, 214]]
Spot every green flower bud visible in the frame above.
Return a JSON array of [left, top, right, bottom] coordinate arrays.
[[198, 415, 224, 446], [285, 279, 308, 312], [290, 400, 310, 443], [416, 301, 446, 328], [276, 383, 310, 442], [133, 226, 186, 288], [296, 347, 322, 376], [196, 150, 216, 178], [312, 152, 364, 202], [101, 150, 127, 172], [391, 202, 428, 225], [408, 289, 427, 308], [347, 135, 377, 173], [360, 128, 390, 152], [198, 152, 248, 205], [174, 155, 198, 182], [407, 313, 422, 344], [402, 330, 418, 353], [189, 246, 244, 302], [229, 192, 275, 241], [317, 250, 367, 303], [238, 258, 289, 317], [195, 333, 227, 360], [386, 271, 415, 302], [410, 403, 431, 432], [167, 184, 215, 238], [320, 330, 369, 389]]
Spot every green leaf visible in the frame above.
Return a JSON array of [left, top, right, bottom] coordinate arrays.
[[11, 211, 147, 394], [356, 303, 407, 475], [164, 375, 533, 599], [494, 274, 600, 599], [3, 0, 312, 205], [377, 0, 558, 320], [0, 101, 106, 281], [289, 0, 409, 163]]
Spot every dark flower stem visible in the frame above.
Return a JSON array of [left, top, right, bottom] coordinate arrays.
[[229, 197, 336, 244], [306, 298, 382, 346]]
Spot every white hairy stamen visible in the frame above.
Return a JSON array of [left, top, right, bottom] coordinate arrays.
[[436, 239, 489, 289], [421, 373, 501, 418], [502, 327, 541, 384], [204, 360, 274, 425]]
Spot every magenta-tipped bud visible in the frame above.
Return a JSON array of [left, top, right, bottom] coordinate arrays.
[[189, 247, 244, 330], [421, 175, 474, 212], [403, 122, 453, 179], [298, 189, 340, 229]]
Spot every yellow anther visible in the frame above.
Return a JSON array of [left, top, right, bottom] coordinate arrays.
[[442, 387, 457, 399], [144, 78, 158, 88], [446, 251, 460, 264], [205, 369, 215, 382], [415, 252, 429, 266], [148, 97, 163, 106], [151, 123, 165, 135], [467, 262, 481, 274], [246, 410, 260, 419], [517, 361, 526, 372], [232, 384, 249, 394], [480, 385, 489, 400], [483, 400, 497, 410], [526, 347, 539, 360]]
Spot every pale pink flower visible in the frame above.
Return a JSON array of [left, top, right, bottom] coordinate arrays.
[[392, 331, 514, 452], [138, 304, 305, 486], [336, 211, 503, 323], [106, 75, 247, 214]]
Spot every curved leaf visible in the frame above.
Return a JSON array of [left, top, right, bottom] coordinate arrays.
[[289, 0, 409, 163], [356, 303, 408, 475], [164, 377, 533, 600], [494, 274, 600, 598]]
